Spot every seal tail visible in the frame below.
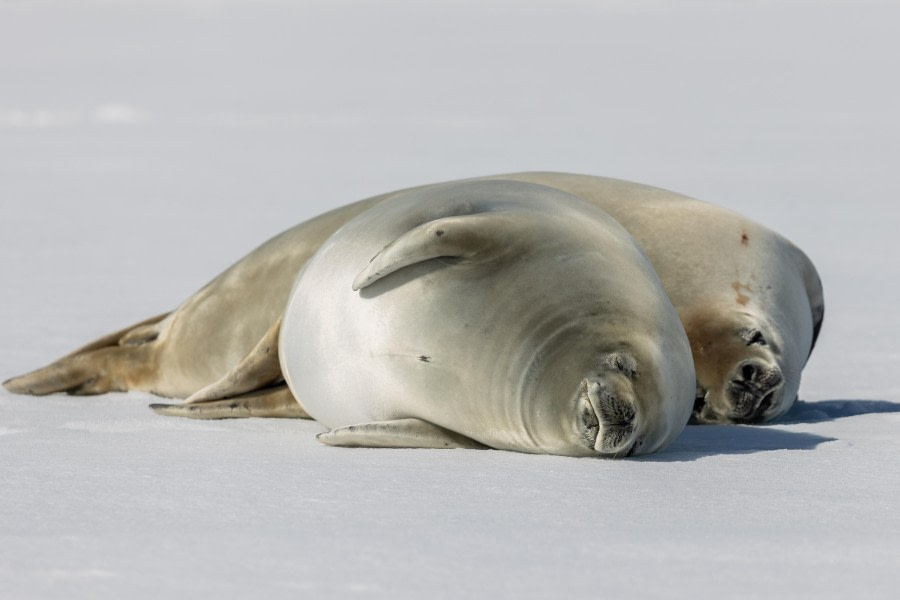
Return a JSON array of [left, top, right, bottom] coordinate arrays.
[[3, 312, 170, 396]]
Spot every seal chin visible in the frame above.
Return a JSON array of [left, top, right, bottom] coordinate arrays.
[[577, 377, 639, 457], [692, 361, 785, 424]]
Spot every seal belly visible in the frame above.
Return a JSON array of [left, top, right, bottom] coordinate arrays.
[[279, 255, 508, 433]]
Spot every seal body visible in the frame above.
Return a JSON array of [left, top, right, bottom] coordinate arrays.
[[280, 180, 695, 456]]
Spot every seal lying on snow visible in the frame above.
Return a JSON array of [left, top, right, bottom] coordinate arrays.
[[4, 172, 823, 428], [280, 180, 694, 456], [5, 179, 696, 457]]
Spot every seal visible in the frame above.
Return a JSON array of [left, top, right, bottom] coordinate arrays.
[[493, 173, 824, 424], [4, 172, 822, 427], [278, 180, 694, 456]]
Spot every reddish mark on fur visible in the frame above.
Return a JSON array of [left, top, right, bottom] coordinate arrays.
[[741, 230, 750, 245], [732, 281, 751, 306]]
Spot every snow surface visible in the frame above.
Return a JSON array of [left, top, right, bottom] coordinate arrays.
[[1, 1, 899, 598]]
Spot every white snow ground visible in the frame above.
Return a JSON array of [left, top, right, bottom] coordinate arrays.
[[1, 1, 899, 598]]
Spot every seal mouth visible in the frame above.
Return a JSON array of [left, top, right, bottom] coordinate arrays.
[[728, 376, 783, 423], [757, 390, 775, 414], [732, 388, 778, 424], [691, 383, 781, 424]]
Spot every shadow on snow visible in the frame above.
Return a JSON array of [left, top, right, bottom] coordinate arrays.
[[644, 398, 899, 461], [778, 398, 900, 424], [649, 426, 835, 461]]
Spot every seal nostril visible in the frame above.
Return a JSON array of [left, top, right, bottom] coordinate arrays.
[[741, 364, 756, 381]]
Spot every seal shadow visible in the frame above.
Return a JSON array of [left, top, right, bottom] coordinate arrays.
[[777, 398, 900, 424], [643, 426, 836, 462], [641, 398, 900, 462]]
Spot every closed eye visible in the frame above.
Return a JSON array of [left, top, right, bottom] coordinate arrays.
[[605, 352, 638, 378], [741, 328, 767, 346]]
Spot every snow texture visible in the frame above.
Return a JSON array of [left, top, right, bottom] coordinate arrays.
[[1, 1, 898, 598]]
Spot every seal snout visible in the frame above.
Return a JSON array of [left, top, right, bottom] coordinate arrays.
[[578, 377, 638, 457], [728, 360, 784, 422]]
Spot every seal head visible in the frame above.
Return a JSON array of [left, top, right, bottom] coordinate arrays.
[[685, 309, 794, 424]]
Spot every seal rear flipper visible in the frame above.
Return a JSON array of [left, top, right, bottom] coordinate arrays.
[[317, 418, 487, 449], [150, 384, 308, 419], [2, 312, 170, 396], [352, 212, 529, 290]]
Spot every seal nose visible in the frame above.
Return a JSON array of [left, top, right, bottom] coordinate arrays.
[[728, 360, 784, 422], [578, 378, 638, 456]]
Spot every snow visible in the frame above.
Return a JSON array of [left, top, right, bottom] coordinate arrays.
[[1, 1, 899, 598]]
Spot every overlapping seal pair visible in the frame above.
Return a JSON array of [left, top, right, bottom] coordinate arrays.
[[4, 173, 824, 457]]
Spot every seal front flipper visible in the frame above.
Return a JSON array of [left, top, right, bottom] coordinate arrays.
[[352, 212, 529, 290], [150, 385, 307, 419], [185, 316, 285, 404], [317, 419, 487, 449], [150, 316, 309, 419]]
